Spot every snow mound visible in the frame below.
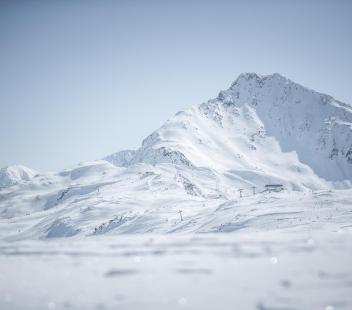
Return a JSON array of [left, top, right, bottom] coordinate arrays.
[[46, 217, 80, 238], [59, 160, 117, 180], [0, 165, 37, 188]]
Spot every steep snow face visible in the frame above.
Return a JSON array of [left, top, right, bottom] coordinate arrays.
[[221, 73, 352, 181], [125, 73, 352, 185], [103, 150, 136, 167], [0, 165, 37, 188], [135, 107, 327, 190]]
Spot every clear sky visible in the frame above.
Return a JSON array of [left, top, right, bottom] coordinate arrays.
[[1, 0, 351, 171]]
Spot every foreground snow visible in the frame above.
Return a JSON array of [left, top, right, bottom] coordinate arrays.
[[1, 231, 352, 310], [1, 188, 352, 309]]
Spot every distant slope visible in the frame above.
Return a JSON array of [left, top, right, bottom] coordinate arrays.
[[0, 165, 37, 188]]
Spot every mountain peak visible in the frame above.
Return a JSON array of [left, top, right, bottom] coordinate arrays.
[[230, 72, 288, 89]]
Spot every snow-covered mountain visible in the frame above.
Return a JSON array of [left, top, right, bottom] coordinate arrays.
[[222, 73, 352, 182], [107, 73, 352, 187], [0, 165, 37, 188], [1, 73, 352, 240]]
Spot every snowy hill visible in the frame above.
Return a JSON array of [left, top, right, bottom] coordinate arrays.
[[0, 165, 37, 188], [0, 73, 351, 240]]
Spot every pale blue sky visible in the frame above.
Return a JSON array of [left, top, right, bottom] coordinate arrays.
[[1, 0, 351, 171]]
